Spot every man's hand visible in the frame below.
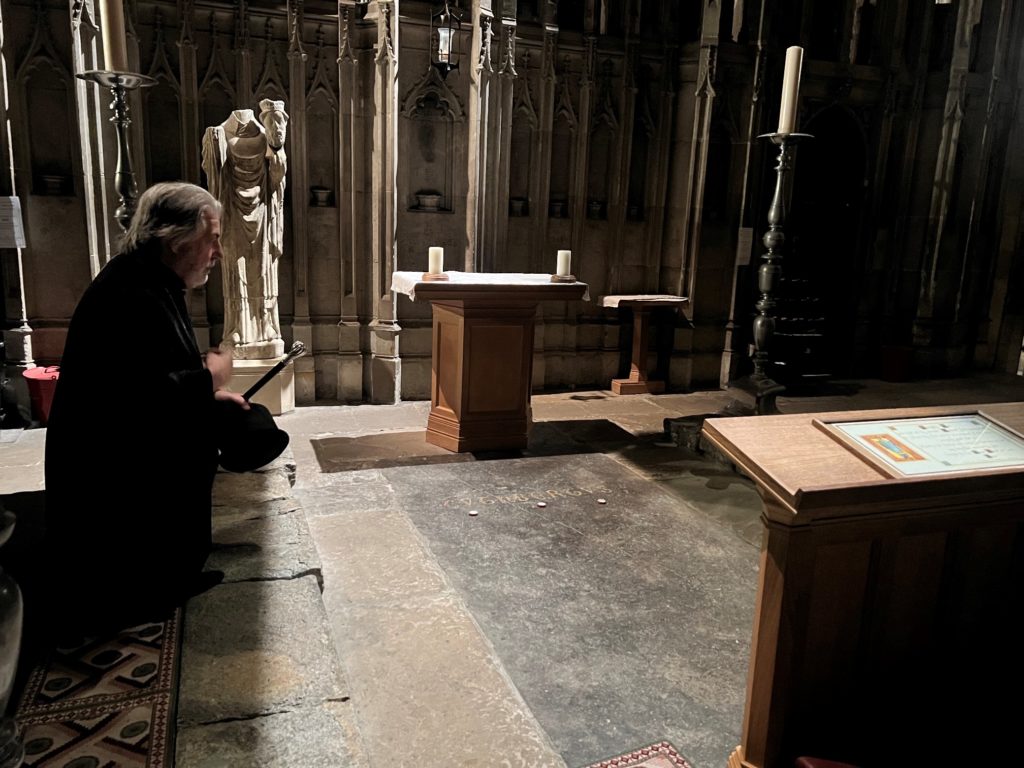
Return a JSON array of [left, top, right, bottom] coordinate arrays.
[[204, 348, 233, 391], [214, 389, 250, 410]]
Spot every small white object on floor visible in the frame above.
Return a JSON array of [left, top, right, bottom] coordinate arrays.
[[469, 510, 479, 517], [597, 498, 607, 504], [536, 501, 547, 508]]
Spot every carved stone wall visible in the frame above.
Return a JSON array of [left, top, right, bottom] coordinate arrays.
[[1, 0, 1022, 410]]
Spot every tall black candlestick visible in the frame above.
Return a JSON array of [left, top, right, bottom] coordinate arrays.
[[745, 131, 813, 415], [76, 71, 156, 231]]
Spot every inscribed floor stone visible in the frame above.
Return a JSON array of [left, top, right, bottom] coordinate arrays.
[[380, 453, 759, 768]]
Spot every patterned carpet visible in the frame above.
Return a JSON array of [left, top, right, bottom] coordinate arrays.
[[583, 741, 694, 768], [15, 608, 181, 767]]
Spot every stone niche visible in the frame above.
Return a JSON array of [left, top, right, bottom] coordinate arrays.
[[400, 65, 465, 215]]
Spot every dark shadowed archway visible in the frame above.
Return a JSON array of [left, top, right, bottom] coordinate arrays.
[[781, 104, 868, 383]]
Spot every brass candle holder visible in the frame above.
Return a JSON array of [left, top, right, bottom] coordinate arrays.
[[76, 70, 157, 231]]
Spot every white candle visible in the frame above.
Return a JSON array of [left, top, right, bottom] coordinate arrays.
[[437, 28, 452, 63], [99, 0, 130, 73], [556, 249, 571, 277], [428, 246, 444, 274], [777, 46, 803, 135]]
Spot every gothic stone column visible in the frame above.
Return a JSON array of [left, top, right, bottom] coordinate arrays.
[[369, 0, 400, 402]]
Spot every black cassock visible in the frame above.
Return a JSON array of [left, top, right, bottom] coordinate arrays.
[[45, 249, 218, 631]]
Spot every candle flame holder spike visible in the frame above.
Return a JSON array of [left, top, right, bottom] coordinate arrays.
[[77, 70, 157, 232]]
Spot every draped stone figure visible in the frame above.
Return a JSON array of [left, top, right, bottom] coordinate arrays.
[[202, 100, 289, 360]]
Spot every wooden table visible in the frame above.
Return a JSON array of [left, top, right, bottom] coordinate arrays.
[[600, 294, 688, 394], [393, 271, 588, 452], [702, 402, 1024, 768]]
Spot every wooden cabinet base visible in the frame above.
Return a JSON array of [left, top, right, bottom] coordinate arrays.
[[426, 300, 536, 453], [611, 377, 665, 395], [704, 404, 1024, 768], [426, 410, 530, 452], [726, 746, 748, 768]]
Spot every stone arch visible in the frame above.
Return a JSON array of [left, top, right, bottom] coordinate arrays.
[[549, 77, 578, 217], [400, 66, 465, 212], [509, 55, 538, 215], [16, 9, 75, 197]]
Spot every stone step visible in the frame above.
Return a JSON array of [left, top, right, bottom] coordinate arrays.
[[177, 449, 360, 764]]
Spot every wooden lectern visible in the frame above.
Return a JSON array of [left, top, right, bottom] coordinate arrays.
[[600, 294, 688, 395], [702, 403, 1024, 768], [393, 272, 588, 452]]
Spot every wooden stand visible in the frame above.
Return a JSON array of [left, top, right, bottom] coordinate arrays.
[[601, 295, 688, 395], [409, 279, 588, 452], [702, 403, 1024, 768], [421, 272, 450, 281], [550, 274, 576, 283]]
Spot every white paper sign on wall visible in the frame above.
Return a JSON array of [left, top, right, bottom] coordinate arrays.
[[0, 197, 26, 248]]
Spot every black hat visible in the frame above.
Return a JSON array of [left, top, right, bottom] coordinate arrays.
[[216, 401, 290, 473]]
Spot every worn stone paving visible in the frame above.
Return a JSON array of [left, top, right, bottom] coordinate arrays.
[[280, 392, 761, 768], [383, 453, 758, 768], [2, 376, 1021, 768]]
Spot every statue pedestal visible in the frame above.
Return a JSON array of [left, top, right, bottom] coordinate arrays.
[[230, 357, 295, 415]]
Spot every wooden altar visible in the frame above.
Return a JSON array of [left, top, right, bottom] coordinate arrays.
[[393, 272, 588, 452], [702, 402, 1024, 768]]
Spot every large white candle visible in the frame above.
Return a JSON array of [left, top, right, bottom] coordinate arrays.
[[428, 246, 444, 274], [556, 249, 571, 277], [99, 0, 129, 73], [777, 46, 803, 135], [437, 28, 452, 63]]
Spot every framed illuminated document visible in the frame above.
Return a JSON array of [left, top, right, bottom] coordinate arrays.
[[813, 411, 1024, 478]]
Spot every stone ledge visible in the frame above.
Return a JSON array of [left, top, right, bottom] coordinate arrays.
[[176, 702, 363, 768], [178, 576, 346, 726], [177, 446, 355, 761], [209, 447, 322, 586], [213, 468, 294, 505], [208, 507, 322, 588]]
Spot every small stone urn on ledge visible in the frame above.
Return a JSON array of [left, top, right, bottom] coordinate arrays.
[[415, 191, 443, 211]]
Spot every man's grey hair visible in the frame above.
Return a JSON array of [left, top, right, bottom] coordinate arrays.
[[122, 182, 222, 256]]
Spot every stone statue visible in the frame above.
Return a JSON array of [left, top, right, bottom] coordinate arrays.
[[202, 100, 289, 360]]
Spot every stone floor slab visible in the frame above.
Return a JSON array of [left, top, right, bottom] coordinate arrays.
[[278, 402, 431, 439], [212, 496, 302, 521], [312, 429, 475, 473], [306, 468, 388, 485], [297, 477, 399, 517], [209, 508, 322, 585], [213, 466, 294, 505], [176, 702, 366, 768], [329, 592, 565, 768], [309, 507, 447, 603], [178, 577, 346, 726]]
